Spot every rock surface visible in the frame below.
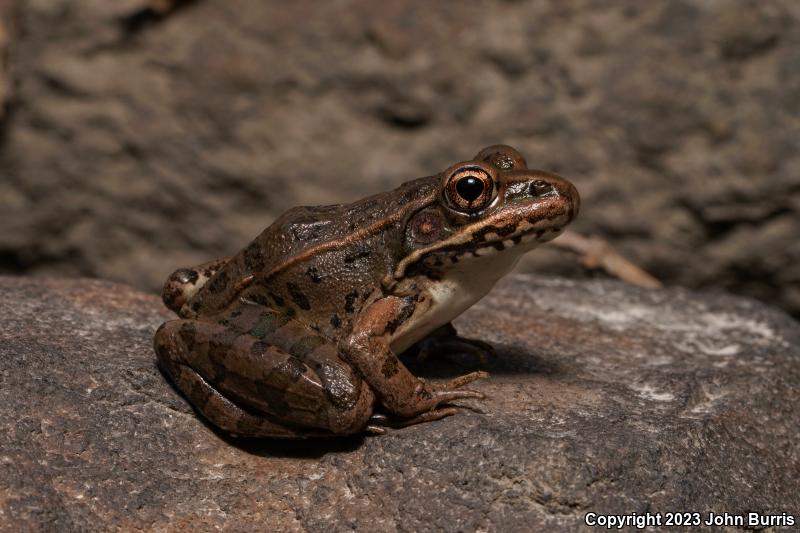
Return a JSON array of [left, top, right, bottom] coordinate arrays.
[[1, 275, 798, 531], [0, 0, 798, 319]]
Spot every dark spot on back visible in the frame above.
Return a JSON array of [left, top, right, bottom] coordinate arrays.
[[207, 271, 230, 294], [244, 242, 265, 271], [344, 290, 359, 314], [306, 266, 323, 283], [248, 292, 271, 307], [269, 291, 286, 308], [290, 219, 331, 242], [344, 246, 371, 264], [330, 314, 342, 329], [286, 282, 311, 311]]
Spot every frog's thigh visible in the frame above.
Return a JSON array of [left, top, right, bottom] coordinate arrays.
[[158, 356, 311, 438], [155, 319, 373, 436]]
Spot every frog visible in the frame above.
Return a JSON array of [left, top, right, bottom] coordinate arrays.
[[154, 145, 580, 438]]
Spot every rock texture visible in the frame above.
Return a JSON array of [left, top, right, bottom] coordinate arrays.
[[0, 0, 798, 319], [1, 275, 798, 531]]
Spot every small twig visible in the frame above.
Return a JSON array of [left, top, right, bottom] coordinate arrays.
[[550, 230, 662, 289]]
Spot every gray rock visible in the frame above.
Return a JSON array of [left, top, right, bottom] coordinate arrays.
[[0, 0, 799, 319], [1, 275, 798, 531]]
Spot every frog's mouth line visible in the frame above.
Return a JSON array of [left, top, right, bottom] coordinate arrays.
[[434, 223, 565, 264], [395, 212, 571, 280]]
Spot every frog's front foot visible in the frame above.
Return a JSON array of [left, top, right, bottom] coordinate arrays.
[[415, 323, 496, 365]]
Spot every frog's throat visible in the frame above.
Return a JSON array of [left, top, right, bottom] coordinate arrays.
[[390, 206, 571, 282]]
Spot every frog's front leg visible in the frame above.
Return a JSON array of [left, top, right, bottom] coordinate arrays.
[[154, 317, 374, 438], [343, 296, 488, 421]]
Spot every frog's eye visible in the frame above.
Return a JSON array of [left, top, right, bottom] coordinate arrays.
[[444, 167, 495, 213]]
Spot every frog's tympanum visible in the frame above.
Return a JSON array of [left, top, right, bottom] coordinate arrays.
[[154, 145, 579, 438]]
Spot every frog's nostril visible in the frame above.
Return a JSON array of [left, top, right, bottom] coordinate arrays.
[[529, 180, 555, 197]]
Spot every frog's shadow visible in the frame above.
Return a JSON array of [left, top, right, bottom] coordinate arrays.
[[402, 342, 562, 380], [219, 428, 367, 459]]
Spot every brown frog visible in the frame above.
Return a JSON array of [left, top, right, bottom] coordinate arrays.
[[154, 145, 579, 438]]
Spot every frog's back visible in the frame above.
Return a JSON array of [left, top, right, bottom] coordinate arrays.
[[244, 175, 438, 281], [185, 176, 438, 334]]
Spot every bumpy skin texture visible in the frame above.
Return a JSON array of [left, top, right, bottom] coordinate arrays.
[[154, 145, 580, 437]]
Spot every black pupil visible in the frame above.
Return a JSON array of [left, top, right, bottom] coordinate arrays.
[[456, 176, 485, 202]]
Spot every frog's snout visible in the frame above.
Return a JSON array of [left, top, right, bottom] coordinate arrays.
[[511, 170, 580, 223], [559, 179, 581, 222]]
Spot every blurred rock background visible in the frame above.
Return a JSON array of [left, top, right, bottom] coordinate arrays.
[[0, 0, 798, 317]]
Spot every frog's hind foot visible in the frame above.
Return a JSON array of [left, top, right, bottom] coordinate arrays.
[[366, 407, 461, 432]]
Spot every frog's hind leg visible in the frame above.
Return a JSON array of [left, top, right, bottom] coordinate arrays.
[[161, 256, 231, 315], [154, 319, 374, 438], [158, 353, 313, 438]]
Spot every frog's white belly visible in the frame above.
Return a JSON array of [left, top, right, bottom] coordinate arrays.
[[389, 248, 525, 353]]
